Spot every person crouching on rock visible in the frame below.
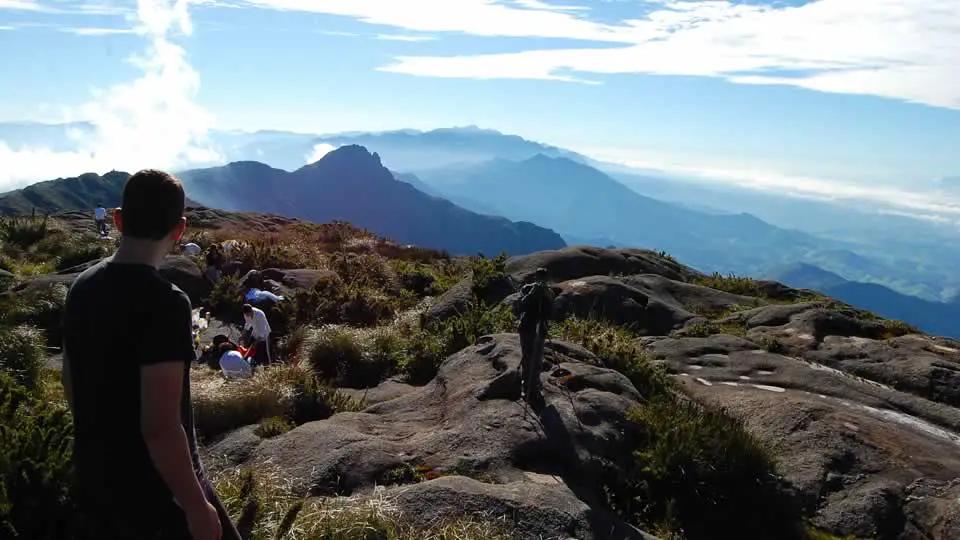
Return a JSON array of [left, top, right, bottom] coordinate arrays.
[[242, 303, 272, 367], [517, 267, 555, 407], [61, 169, 240, 540], [218, 341, 253, 379]]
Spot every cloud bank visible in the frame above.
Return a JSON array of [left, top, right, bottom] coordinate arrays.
[[585, 146, 960, 225], [0, 0, 219, 189], [245, 0, 960, 111]]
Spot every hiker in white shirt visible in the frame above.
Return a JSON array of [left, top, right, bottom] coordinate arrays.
[[94, 203, 108, 237], [218, 342, 252, 379], [181, 242, 202, 256], [242, 303, 272, 367]]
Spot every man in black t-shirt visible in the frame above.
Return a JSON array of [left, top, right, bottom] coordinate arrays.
[[62, 169, 240, 540]]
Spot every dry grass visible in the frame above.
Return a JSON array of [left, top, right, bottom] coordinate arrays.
[[190, 365, 304, 440], [211, 464, 517, 540]]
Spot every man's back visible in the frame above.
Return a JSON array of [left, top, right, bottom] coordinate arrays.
[[63, 259, 201, 511], [518, 281, 554, 329], [94, 206, 106, 221]]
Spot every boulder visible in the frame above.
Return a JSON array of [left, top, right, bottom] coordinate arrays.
[[208, 334, 654, 538], [647, 332, 960, 539], [506, 245, 703, 284], [159, 256, 210, 304], [388, 476, 656, 540]]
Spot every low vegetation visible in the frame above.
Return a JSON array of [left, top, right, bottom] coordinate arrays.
[[0, 212, 912, 539], [211, 465, 516, 540]]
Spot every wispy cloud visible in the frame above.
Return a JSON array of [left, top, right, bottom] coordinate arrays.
[[375, 33, 436, 42], [0, 0, 219, 188], [0, 0, 52, 11], [241, 0, 960, 111], [57, 26, 135, 35], [585, 145, 960, 224]]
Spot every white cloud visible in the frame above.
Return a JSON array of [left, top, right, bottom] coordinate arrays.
[[0, 0, 49, 11], [584, 145, 960, 223], [305, 143, 336, 164], [244, 0, 960, 110], [375, 34, 436, 42], [0, 0, 220, 189], [57, 26, 135, 35], [244, 0, 633, 42]]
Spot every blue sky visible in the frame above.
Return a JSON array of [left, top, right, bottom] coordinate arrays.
[[1, 0, 959, 211]]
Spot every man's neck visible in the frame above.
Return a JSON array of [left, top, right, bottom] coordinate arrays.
[[111, 237, 171, 268]]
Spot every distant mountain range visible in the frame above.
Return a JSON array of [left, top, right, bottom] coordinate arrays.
[[768, 263, 960, 337], [0, 145, 564, 257], [410, 153, 847, 276], [4, 120, 960, 304]]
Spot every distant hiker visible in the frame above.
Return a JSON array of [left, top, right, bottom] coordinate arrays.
[[182, 242, 202, 256], [61, 169, 241, 539], [218, 341, 253, 379], [94, 202, 108, 237], [242, 303, 272, 367], [245, 287, 284, 303], [517, 267, 554, 407]]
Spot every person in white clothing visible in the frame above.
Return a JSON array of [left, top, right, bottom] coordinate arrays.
[[242, 303, 272, 367], [94, 202, 108, 237], [181, 242, 202, 256], [218, 342, 252, 379]]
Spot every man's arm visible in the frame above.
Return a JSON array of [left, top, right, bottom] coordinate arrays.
[[140, 362, 208, 514], [138, 293, 209, 519]]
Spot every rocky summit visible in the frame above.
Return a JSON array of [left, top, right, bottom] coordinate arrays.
[[3, 210, 960, 540]]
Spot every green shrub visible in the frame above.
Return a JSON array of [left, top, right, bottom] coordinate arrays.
[[552, 317, 672, 401], [0, 214, 51, 251], [0, 325, 47, 392], [760, 336, 788, 353], [675, 321, 719, 338], [0, 372, 76, 539], [255, 416, 294, 439], [469, 253, 508, 300], [213, 466, 517, 540], [881, 319, 919, 339], [206, 275, 244, 323], [401, 329, 449, 385], [288, 370, 364, 426], [55, 244, 110, 272], [0, 283, 68, 346], [393, 260, 436, 296], [695, 272, 763, 297], [305, 327, 363, 382], [614, 396, 804, 540], [440, 301, 517, 354]]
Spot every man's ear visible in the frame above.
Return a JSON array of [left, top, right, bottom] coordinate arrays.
[[113, 208, 123, 232], [170, 217, 187, 242]]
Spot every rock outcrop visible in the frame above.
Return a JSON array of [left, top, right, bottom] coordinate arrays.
[[207, 334, 654, 540], [645, 318, 960, 539], [421, 246, 960, 539]]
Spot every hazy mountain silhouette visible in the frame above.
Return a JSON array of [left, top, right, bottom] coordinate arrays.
[[768, 262, 960, 337], [413, 154, 840, 275], [177, 145, 566, 256], [310, 126, 590, 173]]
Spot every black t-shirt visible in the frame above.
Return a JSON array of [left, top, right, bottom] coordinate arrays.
[[63, 259, 203, 511]]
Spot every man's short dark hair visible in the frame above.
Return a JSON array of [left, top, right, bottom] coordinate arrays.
[[242, 304, 253, 314], [218, 342, 237, 355], [119, 169, 186, 240]]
